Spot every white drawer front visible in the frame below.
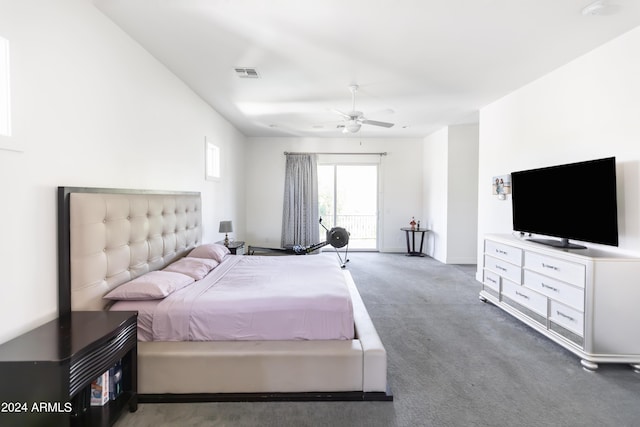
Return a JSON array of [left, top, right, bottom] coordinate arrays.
[[524, 252, 585, 287], [502, 280, 547, 316], [484, 255, 522, 284], [485, 240, 523, 266], [549, 300, 584, 337], [523, 270, 584, 311], [483, 269, 500, 292]]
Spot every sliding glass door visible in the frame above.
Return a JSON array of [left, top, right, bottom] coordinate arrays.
[[318, 164, 378, 250]]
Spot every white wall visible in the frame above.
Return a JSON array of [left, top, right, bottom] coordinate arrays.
[[244, 137, 423, 252], [423, 128, 449, 260], [447, 124, 479, 263], [0, 0, 246, 344], [423, 124, 479, 263], [477, 26, 640, 271]]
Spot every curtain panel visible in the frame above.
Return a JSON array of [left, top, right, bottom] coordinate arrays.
[[281, 154, 319, 249]]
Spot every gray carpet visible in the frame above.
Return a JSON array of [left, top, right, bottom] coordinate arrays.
[[114, 253, 640, 427]]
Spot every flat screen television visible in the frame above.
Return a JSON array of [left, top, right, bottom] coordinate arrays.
[[511, 157, 618, 249]]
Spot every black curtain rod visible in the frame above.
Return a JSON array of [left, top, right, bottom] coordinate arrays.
[[283, 151, 387, 156]]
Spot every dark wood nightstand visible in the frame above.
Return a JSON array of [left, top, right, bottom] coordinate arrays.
[[0, 311, 138, 427], [217, 240, 245, 255]]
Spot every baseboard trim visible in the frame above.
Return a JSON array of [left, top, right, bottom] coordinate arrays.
[[138, 388, 394, 403], [444, 256, 477, 264]]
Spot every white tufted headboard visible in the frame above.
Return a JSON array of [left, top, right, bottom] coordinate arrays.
[[58, 187, 202, 313]]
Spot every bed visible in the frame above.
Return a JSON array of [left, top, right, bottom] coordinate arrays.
[[57, 187, 391, 401]]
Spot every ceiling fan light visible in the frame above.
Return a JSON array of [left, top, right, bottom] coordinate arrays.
[[345, 120, 361, 133]]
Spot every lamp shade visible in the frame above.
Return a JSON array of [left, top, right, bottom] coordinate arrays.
[[219, 220, 233, 233]]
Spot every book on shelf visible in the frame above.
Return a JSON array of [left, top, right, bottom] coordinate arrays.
[[90, 371, 109, 406], [109, 360, 123, 400]]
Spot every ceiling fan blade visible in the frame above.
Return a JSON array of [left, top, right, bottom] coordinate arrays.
[[331, 109, 352, 120], [361, 119, 394, 128]]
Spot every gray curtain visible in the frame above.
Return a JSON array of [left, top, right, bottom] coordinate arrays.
[[281, 154, 319, 248]]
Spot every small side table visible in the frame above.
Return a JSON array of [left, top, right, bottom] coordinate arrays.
[[401, 227, 429, 257], [217, 240, 245, 255], [0, 311, 138, 427]]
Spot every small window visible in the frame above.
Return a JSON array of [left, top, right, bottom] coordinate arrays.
[[205, 140, 220, 181], [0, 36, 11, 137]]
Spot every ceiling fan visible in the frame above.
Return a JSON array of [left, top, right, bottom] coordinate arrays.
[[333, 85, 394, 133]]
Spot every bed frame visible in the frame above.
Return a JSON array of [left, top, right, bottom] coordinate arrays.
[[57, 187, 391, 402]]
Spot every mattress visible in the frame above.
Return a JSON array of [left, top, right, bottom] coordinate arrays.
[[110, 254, 355, 341]]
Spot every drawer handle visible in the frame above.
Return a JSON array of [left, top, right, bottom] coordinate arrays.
[[542, 262, 559, 271], [556, 310, 575, 322], [496, 265, 507, 272], [496, 249, 508, 255], [515, 291, 530, 300], [487, 277, 497, 284], [541, 283, 559, 293]]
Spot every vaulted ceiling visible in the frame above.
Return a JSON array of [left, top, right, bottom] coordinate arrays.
[[92, 0, 640, 138]]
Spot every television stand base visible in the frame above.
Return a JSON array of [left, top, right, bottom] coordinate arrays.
[[527, 237, 586, 249]]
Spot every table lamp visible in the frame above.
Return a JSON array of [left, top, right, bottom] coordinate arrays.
[[219, 220, 233, 247]]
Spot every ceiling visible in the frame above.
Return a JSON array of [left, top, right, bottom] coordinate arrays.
[[92, 0, 640, 138]]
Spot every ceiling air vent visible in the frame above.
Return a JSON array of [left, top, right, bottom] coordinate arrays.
[[234, 67, 259, 78]]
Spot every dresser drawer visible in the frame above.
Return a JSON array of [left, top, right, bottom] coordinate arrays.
[[523, 270, 584, 311], [549, 300, 584, 337], [524, 252, 585, 287], [483, 269, 500, 292], [485, 240, 523, 266], [502, 280, 547, 316], [484, 255, 522, 284]]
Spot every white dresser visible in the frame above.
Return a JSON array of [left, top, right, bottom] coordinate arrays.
[[480, 234, 640, 371]]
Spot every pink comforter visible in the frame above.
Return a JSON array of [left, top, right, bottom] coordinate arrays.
[[111, 254, 355, 341]]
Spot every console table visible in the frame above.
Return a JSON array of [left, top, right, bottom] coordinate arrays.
[[0, 311, 138, 426], [401, 227, 429, 256]]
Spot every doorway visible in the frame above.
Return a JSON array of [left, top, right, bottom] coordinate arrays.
[[318, 164, 378, 250]]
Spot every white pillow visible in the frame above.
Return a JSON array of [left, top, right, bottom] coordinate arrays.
[[163, 257, 219, 280], [187, 243, 230, 263], [104, 271, 194, 300]]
